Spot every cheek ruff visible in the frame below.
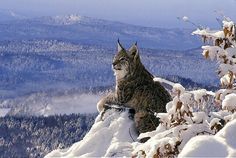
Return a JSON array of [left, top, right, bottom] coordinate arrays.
[[114, 66, 128, 80]]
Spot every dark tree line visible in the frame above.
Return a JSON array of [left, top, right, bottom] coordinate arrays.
[[0, 113, 97, 158]]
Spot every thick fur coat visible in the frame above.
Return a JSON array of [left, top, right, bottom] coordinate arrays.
[[97, 41, 171, 134]]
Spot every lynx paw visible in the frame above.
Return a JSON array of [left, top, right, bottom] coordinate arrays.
[[97, 99, 106, 112]]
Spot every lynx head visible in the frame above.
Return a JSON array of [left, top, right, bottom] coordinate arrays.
[[112, 40, 141, 80]]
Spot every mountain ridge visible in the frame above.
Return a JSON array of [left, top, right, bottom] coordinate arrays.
[[0, 14, 201, 50]]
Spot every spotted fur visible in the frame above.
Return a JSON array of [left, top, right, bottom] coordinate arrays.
[[97, 41, 171, 134]]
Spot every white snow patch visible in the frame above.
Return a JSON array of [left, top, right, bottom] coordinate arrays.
[[172, 83, 185, 96], [153, 77, 175, 87], [45, 108, 137, 157], [223, 20, 234, 29], [222, 93, 236, 112], [0, 108, 11, 117], [182, 16, 189, 22], [192, 29, 225, 38], [54, 14, 82, 25], [179, 119, 236, 157], [192, 89, 207, 102], [209, 118, 221, 127]]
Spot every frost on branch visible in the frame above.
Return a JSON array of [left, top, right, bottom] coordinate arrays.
[[192, 19, 236, 118], [193, 20, 236, 89], [222, 93, 236, 112]]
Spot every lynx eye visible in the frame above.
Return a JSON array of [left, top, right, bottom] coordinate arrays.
[[119, 57, 126, 61]]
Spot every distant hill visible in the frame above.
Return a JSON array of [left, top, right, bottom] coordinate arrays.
[[0, 40, 217, 99], [0, 14, 201, 50]]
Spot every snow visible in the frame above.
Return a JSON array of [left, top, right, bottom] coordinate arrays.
[[134, 122, 213, 157], [0, 108, 11, 117], [182, 16, 189, 22], [192, 89, 207, 103], [11, 17, 236, 157], [221, 73, 233, 87], [201, 45, 222, 60], [222, 93, 236, 112], [217, 119, 236, 149], [40, 93, 101, 115], [1, 92, 102, 116], [130, 83, 216, 157], [219, 64, 235, 76], [49, 14, 82, 25], [179, 136, 229, 157], [153, 77, 175, 87], [179, 119, 236, 157], [153, 77, 175, 92], [192, 29, 225, 39], [226, 47, 236, 57], [45, 107, 137, 157], [223, 20, 234, 29], [209, 118, 221, 127], [172, 83, 185, 96], [43, 79, 236, 158], [179, 93, 192, 105], [192, 112, 207, 124]]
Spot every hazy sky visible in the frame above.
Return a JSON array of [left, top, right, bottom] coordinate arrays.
[[1, 0, 236, 28]]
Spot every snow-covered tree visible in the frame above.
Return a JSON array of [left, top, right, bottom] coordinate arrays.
[[192, 18, 236, 110]]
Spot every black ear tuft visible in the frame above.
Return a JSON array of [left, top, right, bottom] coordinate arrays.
[[117, 39, 124, 52], [118, 38, 121, 45]]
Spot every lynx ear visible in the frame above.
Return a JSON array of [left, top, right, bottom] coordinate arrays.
[[129, 42, 139, 59], [117, 39, 124, 52]]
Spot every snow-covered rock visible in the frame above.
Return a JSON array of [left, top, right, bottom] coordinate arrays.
[[45, 107, 137, 157]]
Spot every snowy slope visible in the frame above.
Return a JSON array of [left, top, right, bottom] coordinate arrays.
[[45, 102, 236, 158], [45, 108, 137, 157]]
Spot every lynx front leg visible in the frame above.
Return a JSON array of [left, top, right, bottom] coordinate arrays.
[[97, 93, 117, 112], [97, 97, 108, 112]]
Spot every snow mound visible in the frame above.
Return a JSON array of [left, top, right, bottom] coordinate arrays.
[[179, 119, 236, 157], [45, 107, 137, 157], [222, 93, 236, 112]]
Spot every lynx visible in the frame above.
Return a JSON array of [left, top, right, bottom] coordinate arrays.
[[97, 40, 171, 134]]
